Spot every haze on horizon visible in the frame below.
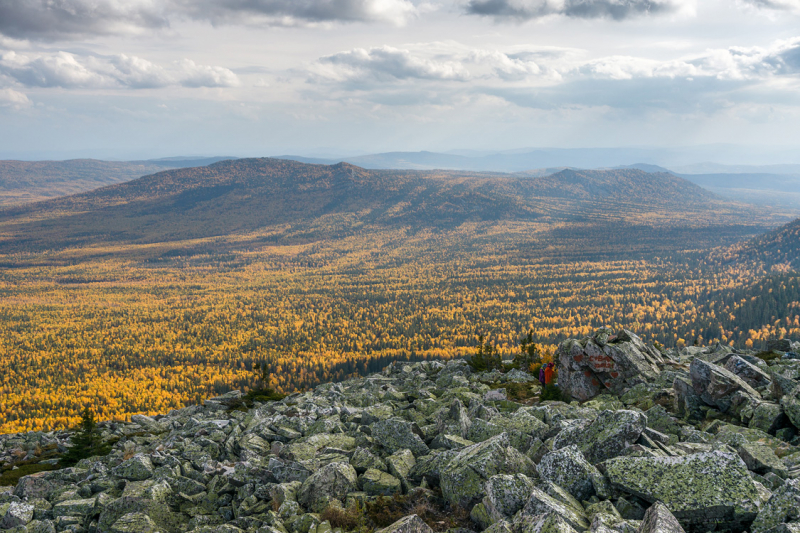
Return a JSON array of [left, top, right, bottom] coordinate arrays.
[[0, 0, 799, 164]]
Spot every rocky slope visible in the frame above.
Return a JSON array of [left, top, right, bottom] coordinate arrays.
[[2, 330, 800, 533]]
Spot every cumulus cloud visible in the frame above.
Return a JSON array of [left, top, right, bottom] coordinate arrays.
[[0, 50, 239, 89], [742, 0, 800, 11], [177, 60, 241, 88], [0, 0, 167, 40], [315, 46, 471, 82], [0, 88, 31, 109], [0, 0, 419, 41], [465, 0, 692, 20], [172, 0, 418, 27]]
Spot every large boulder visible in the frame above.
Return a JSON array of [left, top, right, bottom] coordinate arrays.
[[297, 462, 358, 512], [751, 479, 800, 533], [553, 410, 646, 464], [781, 387, 800, 429], [112, 454, 154, 481], [690, 358, 761, 413], [440, 433, 538, 508], [725, 356, 772, 389], [378, 514, 434, 533], [603, 449, 762, 530], [0, 501, 35, 529], [372, 418, 430, 457], [557, 329, 661, 402], [519, 487, 590, 531], [539, 445, 605, 501], [638, 502, 686, 533], [474, 473, 536, 525]]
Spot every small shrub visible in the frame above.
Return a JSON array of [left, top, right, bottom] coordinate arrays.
[[0, 463, 58, 487], [755, 350, 782, 362], [500, 382, 538, 404], [540, 384, 564, 402], [320, 502, 365, 530], [365, 489, 472, 532]]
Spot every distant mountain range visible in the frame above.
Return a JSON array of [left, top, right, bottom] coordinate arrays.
[[0, 158, 752, 253], [2, 152, 799, 210], [0, 157, 233, 206]]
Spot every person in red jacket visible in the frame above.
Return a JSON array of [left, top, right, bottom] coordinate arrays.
[[544, 362, 555, 385]]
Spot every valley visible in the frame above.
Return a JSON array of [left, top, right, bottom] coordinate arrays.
[[0, 159, 799, 433]]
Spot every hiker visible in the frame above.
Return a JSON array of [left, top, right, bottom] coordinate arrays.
[[539, 364, 546, 386], [544, 362, 555, 385]]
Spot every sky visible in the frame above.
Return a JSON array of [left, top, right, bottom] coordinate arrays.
[[0, 0, 799, 163]]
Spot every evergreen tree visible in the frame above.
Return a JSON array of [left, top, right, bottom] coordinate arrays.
[[60, 408, 110, 466]]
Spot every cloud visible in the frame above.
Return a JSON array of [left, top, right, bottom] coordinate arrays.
[[177, 60, 241, 88], [0, 88, 31, 108], [465, 0, 693, 20], [315, 46, 471, 83], [742, 0, 800, 11], [172, 0, 418, 27], [0, 0, 168, 40], [0, 50, 239, 89], [0, 0, 419, 41]]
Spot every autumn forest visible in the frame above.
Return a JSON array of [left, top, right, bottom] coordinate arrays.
[[1, 159, 799, 434]]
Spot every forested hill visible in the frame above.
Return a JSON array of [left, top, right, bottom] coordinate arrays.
[[0, 158, 761, 252], [714, 216, 800, 270]]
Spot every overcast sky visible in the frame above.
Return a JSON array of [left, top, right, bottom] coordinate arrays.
[[0, 0, 798, 162]]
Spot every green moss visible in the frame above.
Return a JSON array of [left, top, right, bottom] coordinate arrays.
[[755, 351, 782, 362], [227, 387, 287, 411], [0, 462, 58, 487]]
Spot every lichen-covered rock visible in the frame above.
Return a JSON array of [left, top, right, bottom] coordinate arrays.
[[112, 454, 154, 481], [440, 433, 538, 508], [372, 418, 430, 457], [539, 445, 604, 501], [378, 514, 434, 533], [360, 468, 402, 496], [738, 442, 789, 476], [603, 449, 762, 530], [557, 329, 661, 402], [110, 511, 159, 533], [526, 512, 581, 533], [350, 447, 387, 473], [638, 502, 685, 533], [751, 479, 800, 533], [749, 402, 788, 435], [781, 387, 800, 429], [553, 410, 646, 464], [725, 356, 773, 389], [0, 501, 34, 528], [690, 358, 761, 413], [520, 487, 590, 531], [479, 473, 535, 524], [52, 498, 97, 518], [297, 462, 358, 512]]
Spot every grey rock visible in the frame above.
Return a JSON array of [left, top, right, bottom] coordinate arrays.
[[726, 356, 773, 389], [539, 445, 604, 501], [604, 449, 762, 529], [637, 502, 685, 533], [297, 462, 358, 512], [520, 486, 590, 531], [360, 468, 401, 496], [481, 473, 535, 523], [377, 514, 434, 533], [372, 418, 429, 457], [690, 358, 761, 413], [439, 433, 537, 508], [110, 511, 159, 533], [112, 454, 154, 481], [553, 410, 646, 464], [0, 501, 34, 528], [751, 479, 800, 533]]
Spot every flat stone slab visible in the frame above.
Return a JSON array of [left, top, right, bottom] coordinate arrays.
[[603, 449, 762, 529]]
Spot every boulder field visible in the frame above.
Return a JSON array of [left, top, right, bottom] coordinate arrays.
[[1, 328, 800, 533]]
